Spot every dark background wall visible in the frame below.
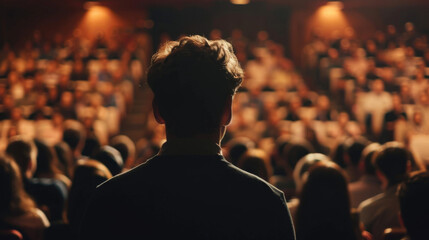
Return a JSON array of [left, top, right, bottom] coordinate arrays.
[[1, 0, 429, 66]]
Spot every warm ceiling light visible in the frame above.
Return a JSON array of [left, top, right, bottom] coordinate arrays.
[[231, 0, 250, 5], [327, 1, 344, 9], [84, 1, 100, 10]]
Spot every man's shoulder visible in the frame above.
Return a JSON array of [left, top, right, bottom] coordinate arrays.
[[358, 192, 386, 212], [225, 158, 285, 198], [96, 154, 284, 201], [81, 155, 295, 240]]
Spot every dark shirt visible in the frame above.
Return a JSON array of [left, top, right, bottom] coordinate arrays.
[[0, 110, 11, 120], [59, 107, 77, 120], [286, 112, 300, 122], [381, 110, 407, 143], [366, 71, 379, 80], [28, 109, 51, 120], [70, 71, 89, 81], [79, 151, 295, 239], [24, 177, 68, 221]]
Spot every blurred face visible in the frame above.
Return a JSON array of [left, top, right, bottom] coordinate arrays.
[[413, 112, 423, 125], [59, 74, 69, 86], [298, 86, 308, 98], [26, 59, 35, 70], [317, 96, 330, 110], [419, 93, 429, 106], [24, 79, 34, 92], [366, 40, 377, 53], [406, 47, 415, 58], [372, 80, 384, 94], [52, 113, 64, 126], [74, 61, 83, 72], [61, 92, 74, 107], [401, 83, 410, 95], [392, 95, 402, 110], [382, 68, 394, 82], [48, 87, 58, 100], [338, 112, 349, 126], [47, 61, 57, 72], [405, 22, 414, 32], [328, 48, 339, 59], [104, 83, 114, 96], [4, 95, 14, 109], [8, 72, 18, 85], [290, 97, 302, 111], [11, 108, 22, 121], [387, 25, 396, 35]]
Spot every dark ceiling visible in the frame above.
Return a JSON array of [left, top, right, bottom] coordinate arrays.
[[2, 0, 429, 9]]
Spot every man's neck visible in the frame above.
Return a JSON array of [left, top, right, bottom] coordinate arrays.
[[159, 130, 225, 156]]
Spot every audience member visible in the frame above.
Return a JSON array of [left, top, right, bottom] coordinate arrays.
[[362, 79, 393, 140], [398, 171, 429, 240], [67, 159, 112, 237], [79, 35, 295, 240], [343, 138, 369, 182], [296, 159, 363, 240], [62, 124, 86, 165], [224, 137, 255, 166], [6, 137, 68, 222], [348, 143, 383, 208], [110, 135, 136, 171], [381, 94, 407, 143], [81, 135, 101, 159], [237, 148, 272, 182], [359, 142, 411, 240], [94, 146, 123, 176], [0, 155, 50, 240], [33, 139, 71, 188], [53, 142, 74, 178]]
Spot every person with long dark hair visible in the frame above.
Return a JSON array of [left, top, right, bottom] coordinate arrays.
[[0, 155, 49, 240], [296, 155, 366, 240]]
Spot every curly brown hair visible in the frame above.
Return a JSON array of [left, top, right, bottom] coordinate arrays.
[[147, 35, 243, 137]]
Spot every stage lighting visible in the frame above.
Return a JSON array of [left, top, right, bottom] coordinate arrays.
[[84, 0, 100, 10], [231, 0, 250, 5]]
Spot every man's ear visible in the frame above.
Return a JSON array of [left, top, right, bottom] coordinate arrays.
[[376, 169, 388, 189], [152, 98, 165, 124], [221, 97, 232, 126]]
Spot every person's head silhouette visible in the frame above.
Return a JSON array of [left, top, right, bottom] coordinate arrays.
[[147, 35, 243, 140]]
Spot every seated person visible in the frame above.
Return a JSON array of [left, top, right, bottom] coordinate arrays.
[[0, 155, 50, 240], [348, 143, 382, 208], [398, 171, 429, 240], [358, 142, 411, 240], [6, 137, 68, 222], [237, 148, 272, 182], [296, 157, 369, 240]]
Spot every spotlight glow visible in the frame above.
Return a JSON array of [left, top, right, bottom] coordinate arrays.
[[231, 0, 250, 5], [307, 2, 350, 38], [78, 5, 123, 41]]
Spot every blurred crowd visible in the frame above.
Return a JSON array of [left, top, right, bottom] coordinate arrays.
[[1, 21, 429, 240]]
